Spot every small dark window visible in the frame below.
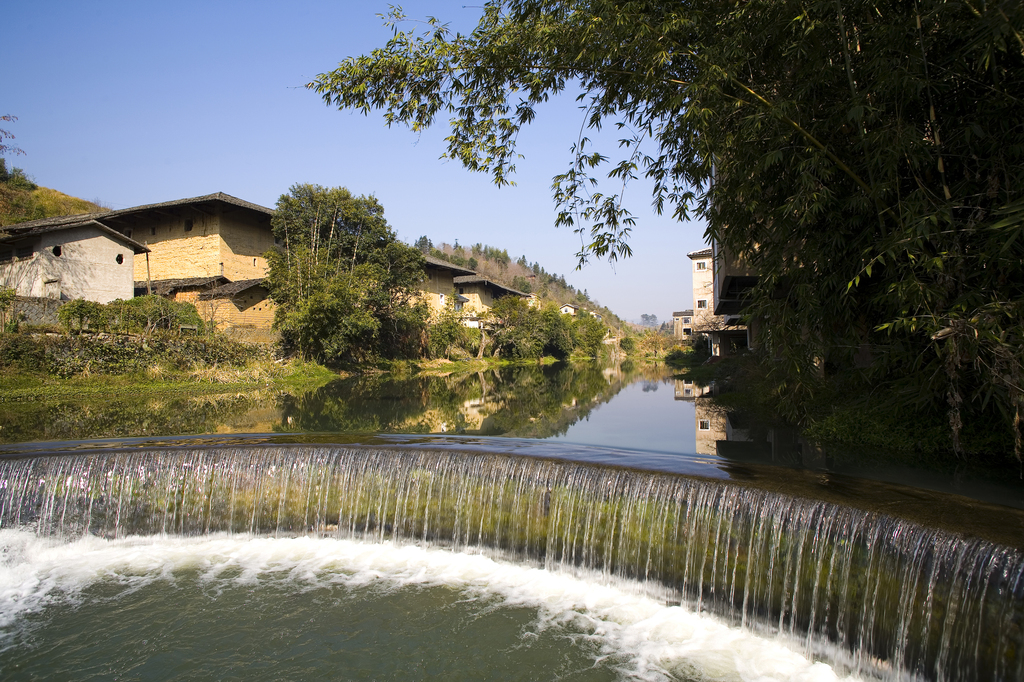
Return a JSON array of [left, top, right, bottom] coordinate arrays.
[[184, 219, 194, 232], [150, 227, 156, 236], [253, 258, 257, 267], [116, 254, 124, 265], [126, 229, 133, 238], [0, 251, 12, 262], [16, 246, 33, 259], [52, 245, 62, 257], [274, 236, 282, 246], [458, 287, 464, 294]]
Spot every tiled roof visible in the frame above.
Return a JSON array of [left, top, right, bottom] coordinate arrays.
[[453, 275, 528, 297], [134, 276, 227, 296], [199, 278, 267, 300], [423, 254, 476, 275], [1, 218, 150, 253], [687, 247, 712, 258]]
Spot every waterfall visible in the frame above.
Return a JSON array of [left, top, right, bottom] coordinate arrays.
[[1, 444, 1021, 681]]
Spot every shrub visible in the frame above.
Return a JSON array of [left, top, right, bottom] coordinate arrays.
[[57, 299, 108, 333]]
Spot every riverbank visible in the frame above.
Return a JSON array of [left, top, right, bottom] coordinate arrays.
[[0, 330, 338, 403]]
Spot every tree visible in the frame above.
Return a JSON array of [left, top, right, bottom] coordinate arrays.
[[640, 314, 658, 328], [309, 1, 1024, 456], [415, 235, 433, 254], [265, 184, 428, 363]]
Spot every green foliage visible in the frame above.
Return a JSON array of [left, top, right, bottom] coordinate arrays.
[[266, 184, 428, 364], [619, 336, 636, 354], [572, 313, 606, 358], [488, 296, 544, 360], [57, 299, 108, 333], [0, 158, 36, 191], [0, 286, 15, 328], [664, 347, 691, 368], [0, 331, 265, 379], [485, 298, 607, 360], [309, 0, 1024, 457], [57, 296, 204, 335], [428, 293, 470, 359]]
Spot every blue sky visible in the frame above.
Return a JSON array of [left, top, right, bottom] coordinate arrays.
[[5, 1, 704, 322]]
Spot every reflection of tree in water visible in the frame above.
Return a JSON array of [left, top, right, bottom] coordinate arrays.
[[279, 362, 654, 438], [0, 391, 279, 443]]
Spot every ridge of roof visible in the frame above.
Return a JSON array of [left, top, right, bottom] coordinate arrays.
[[0, 218, 150, 253], [199, 278, 267, 299], [1, 193, 273, 234], [453, 274, 528, 297], [687, 247, 713, 258], [423, 253, 476, 275], [103, 192, 274, 218]]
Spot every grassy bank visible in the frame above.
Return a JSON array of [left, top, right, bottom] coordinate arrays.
[[0, 331, 337, 402]]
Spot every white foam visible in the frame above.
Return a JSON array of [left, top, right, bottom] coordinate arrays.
[[0, 530, 864, 681]]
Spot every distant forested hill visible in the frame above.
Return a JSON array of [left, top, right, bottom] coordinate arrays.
[[414, 236, 622, 329], [0, 160, 106, 226]]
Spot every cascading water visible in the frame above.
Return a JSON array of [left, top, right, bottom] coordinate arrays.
[[1, 443, 1022, 681]]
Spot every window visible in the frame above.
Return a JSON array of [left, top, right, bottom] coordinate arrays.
[[697, 299, 708, 309], [150, 227, 157, 236], [16, 245, 33, 260], [684, 388, 693, 397], [698, 419, 711, 430], [52, 245, 62, 257], [274, 236, 282, 246], [458, 287, 464, 294], [115, 254, 124, 264], [184, 219, 194, 232], [253, 258, 258, 267], [125, 229, 133, 238], [454, 302, 463, 312], [696, 260, 708, 271], [683, 327, 692, 336], [439, 293, 446, 306], [683, 317, 691, 324]]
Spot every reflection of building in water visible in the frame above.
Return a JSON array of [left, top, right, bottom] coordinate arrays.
[[694, 395, 828, 469], [674, 378, 711, 401], [694, 397, 728, 455]]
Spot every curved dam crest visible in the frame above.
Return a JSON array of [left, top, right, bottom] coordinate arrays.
[[1, 441, 1022, 681]]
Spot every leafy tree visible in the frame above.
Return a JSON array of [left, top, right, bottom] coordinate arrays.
[[640, 314, 658, 328], [309, 1, 1024, 456], [573, 313, 607, 358], [265, 184, 428, 364], [415, 235, 433, 253], [540, 304, 574, 360], [487, 295, 544, 359], [428, 290, 470, 359], [511, 275, 532, 294]]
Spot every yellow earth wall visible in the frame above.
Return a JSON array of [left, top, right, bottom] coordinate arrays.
[[217, 210, 276, 281], [131, 212, 222, 281]]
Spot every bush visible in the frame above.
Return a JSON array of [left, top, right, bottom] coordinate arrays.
[[619, 336, 636, 353], [57, 299, 108, 332]]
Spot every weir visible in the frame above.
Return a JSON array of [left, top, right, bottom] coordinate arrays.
[[1, 443, 1022, 681]]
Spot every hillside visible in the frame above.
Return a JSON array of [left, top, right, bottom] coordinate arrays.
[[0, 160, 105, 226], [415, 236, 623, 329]]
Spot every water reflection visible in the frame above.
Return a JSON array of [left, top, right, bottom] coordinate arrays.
[[0, 362, 672, 444], [277, 362, 664, 439]]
